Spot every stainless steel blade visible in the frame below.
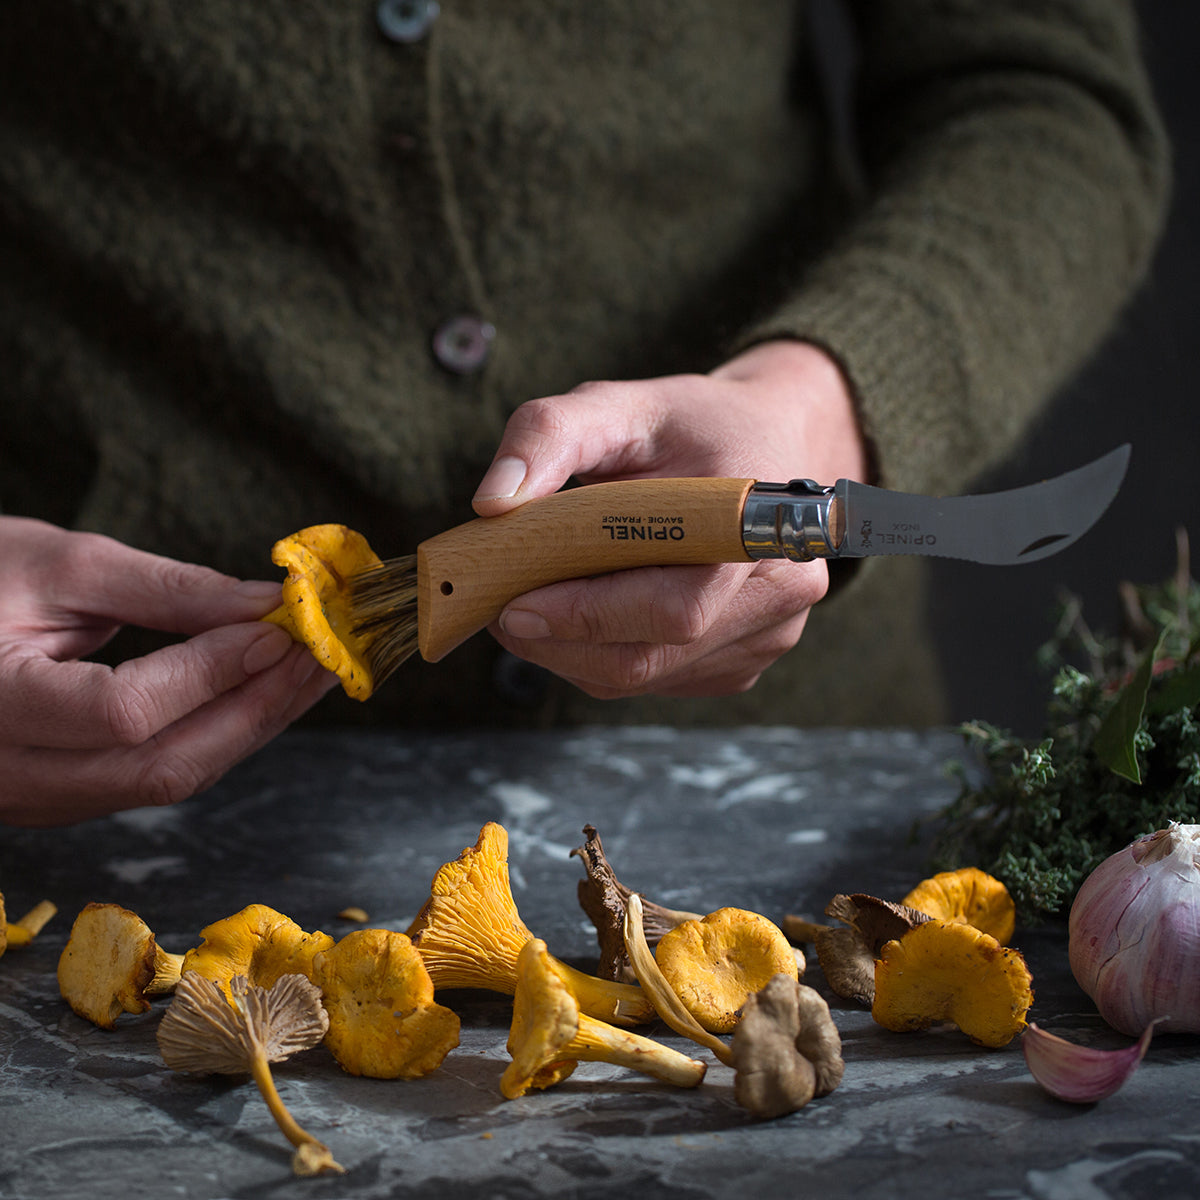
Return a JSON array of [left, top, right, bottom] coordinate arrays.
[[832, 444, 1131, 564]]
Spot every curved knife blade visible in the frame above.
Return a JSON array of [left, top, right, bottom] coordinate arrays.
[[830, 444, 1131, 564]]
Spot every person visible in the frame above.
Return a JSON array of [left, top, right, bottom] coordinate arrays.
[[0, 1, 1169, 826]]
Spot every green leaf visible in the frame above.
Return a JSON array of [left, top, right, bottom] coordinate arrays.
[[1147, 661, 1200, 716], [1094, 635, 1162, 783]]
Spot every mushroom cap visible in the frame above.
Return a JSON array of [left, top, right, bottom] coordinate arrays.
[[502, 938, 581, 1099], [182, 904, 334, 994], [57, 902, 158, 1029], [816, 893, 930, 1006], [872, 918, 1034, 1047], [158, 972, 330, 1075], [312, 928, 461, 1079], [406, 822, 535, 993], [902, 867, 1016, 944], [572, 824, 701, 984], [732, 974, 845, 1118], [263, 523, 383, 700], [654, 908, 798, 1034], [731, 974, 815, 1118], [408, 823, 654, 1026]]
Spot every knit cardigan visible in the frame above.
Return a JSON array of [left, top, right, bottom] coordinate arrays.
[[0, 0, 1169, 729]]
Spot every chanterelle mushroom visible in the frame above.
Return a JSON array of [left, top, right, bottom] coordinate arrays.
[[571, 824, 702, 983], [902, 867, 1016, 944], [872, 918, 1034, 1048], [2, 897, 56, 956], [311, 928, 460, 1079], [263, 523, 385, 700], [158, 972, 343, 1176], [182, 903, 334, 996], [731, 973, 845, 1119], [501, 938, 707, 1099], [57, 903, 185, 1029], [406, 822, 653, 1026], [654, 907, 798, 1034]]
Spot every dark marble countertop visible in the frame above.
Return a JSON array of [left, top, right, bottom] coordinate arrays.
[[1, 727, 1196, 1200]]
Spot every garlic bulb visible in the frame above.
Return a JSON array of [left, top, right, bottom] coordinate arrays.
[[1068, 822, 1200, 1036]]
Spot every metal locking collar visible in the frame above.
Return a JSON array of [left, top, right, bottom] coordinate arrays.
[[741, 479, 841, 562]]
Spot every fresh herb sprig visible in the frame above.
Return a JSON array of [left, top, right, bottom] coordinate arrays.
[[930, 531, 1200, 922]]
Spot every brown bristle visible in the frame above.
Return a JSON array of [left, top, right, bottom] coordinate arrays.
[[348, 555, 419, 688]]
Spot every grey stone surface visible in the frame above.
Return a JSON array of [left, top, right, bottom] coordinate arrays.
[[1, 727, 1197, 1199]]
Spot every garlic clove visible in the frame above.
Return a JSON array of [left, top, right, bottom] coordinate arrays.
[[1022, 1019, 1160, 1103]]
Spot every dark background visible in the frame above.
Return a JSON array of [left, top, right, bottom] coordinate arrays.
[[927, 2, 1199, 735]]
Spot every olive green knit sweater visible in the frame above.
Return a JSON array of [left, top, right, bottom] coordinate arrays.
[[0, 1, 1169, 729]]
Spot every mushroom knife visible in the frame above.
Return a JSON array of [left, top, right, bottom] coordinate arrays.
[[415, 444, 1130, 660]]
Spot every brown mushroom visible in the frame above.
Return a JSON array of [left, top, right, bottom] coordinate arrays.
[[731, 973, 845, 1119], [571, 824, 702, 983], [500, 938, 707, 1099], [158, 972, 343, 1176], [814, 893, 930, 1006], [57, 903, 185, 1028], [406, 822, 653, 1026], [311, 928, 460, 1079]]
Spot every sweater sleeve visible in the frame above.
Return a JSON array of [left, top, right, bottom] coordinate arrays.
[[735, 0, 1170, 494]]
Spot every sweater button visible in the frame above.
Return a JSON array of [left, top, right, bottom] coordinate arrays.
[[376, 0, 439, 43], [432, 315, 496, 375]]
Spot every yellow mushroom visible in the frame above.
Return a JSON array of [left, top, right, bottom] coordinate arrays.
[[3, 897, 57, 955], [653, 907, 799, 1034], [902, 867, 1016, 944], [57, 903, 185, 1029], [311, 928, 460, 1079], [263, 523, 385, 700], [872, 918, 1034, 1048], [182, 904, 334, 997], [406, 822, 654, 1026], [501, 938, 707, 1099]]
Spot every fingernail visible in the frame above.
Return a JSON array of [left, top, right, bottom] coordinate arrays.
[[474, 455, 528, 501], [499, 608, 552, 640], [243, 624, 294, 674], [235, 579, 285, 601]]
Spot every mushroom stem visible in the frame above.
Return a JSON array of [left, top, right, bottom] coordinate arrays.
[[569, 1012, 708, 1088], [5, 900, 58, 947], [245, 1046, 342, 1176], [501, 938, 705, 1099], [147, 948, 185, 996], [622, 895, 735, 1067]]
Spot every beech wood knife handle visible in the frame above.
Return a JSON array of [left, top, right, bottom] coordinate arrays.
[[417, 477, 755, 662]]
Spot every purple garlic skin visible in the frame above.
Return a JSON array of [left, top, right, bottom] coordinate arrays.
[[1022, 1020, 1158, 1103], [1068, 823, 1200, 1037]]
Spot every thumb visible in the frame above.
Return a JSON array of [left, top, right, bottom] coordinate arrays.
[[471, 382, 665, 517], [41, 527, 282, 635]]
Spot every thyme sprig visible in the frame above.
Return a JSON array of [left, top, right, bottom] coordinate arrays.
[[930, 530, 1200, 921]]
